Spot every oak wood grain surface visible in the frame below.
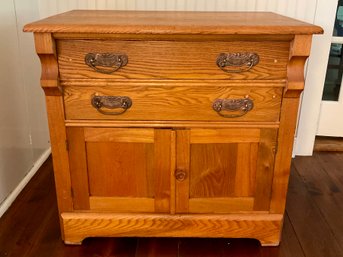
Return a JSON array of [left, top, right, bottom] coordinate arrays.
[[57, 40, 289, 80], [2, 153, 343, 256], [66, 127, 90, 210], [23, 10, 323, 35], [61, 212, 282, 245], [269, 35, 311, 215], [63, 85, 283, 122]]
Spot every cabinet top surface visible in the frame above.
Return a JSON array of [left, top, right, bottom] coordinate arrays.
[[24, 10, 322, 35]]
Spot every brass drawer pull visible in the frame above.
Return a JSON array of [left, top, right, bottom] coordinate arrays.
[[213, 98, 254, 118], [91, 95, 132, 115], [216, 53, 259, 73], [85, 53, 128, 74]]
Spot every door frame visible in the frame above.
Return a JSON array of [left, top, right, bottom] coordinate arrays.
[[295, 0, 338, 155]]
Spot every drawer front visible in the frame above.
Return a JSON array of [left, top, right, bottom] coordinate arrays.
[[57, 40, 289, 80], [63, 82, 283, 122]]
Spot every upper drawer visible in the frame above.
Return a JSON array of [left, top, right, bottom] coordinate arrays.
[[57, 40, 289, 80], [62, 81, 283, 122]]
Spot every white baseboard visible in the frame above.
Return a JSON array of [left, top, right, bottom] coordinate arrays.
[[292, 137, 297, 158], [0, 147, 51, 218]]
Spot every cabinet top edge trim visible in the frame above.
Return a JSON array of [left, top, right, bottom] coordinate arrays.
[[52, 34, 295, 42], [24, 10, 323, 35]]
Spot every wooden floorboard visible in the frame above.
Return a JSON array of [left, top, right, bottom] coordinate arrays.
[[293, 153, 343, 252], [314, 136, 343, 152], [287, 159, 343, 257], [0, 153, 342, 257]]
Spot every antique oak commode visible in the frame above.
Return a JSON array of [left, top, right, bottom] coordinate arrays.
[[24, 11, 322, 246]]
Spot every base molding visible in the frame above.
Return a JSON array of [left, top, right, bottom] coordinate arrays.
[[61, 212, 283, 246], [0, 148, 51, 218]]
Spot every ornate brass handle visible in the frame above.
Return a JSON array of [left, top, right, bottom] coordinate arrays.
[[175, 170, 187, 182], [212, 98, 254, 118], [85, 53, 128, 74], [216, 53, 259, 73], [91, 95, 132, 115]]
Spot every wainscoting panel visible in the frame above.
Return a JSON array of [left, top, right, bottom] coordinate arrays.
[[38, 0, 318, 23]]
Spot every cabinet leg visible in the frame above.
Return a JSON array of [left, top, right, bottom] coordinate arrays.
[[260, 241, 280, 247], [63, 238, 84, 245], [257, 228, 281, 247]]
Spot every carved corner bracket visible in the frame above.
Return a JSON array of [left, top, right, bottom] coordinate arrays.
[[285, 35, 313, 98], [34, 33, 62, 96]]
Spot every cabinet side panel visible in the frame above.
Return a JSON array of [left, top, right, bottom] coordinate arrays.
[[34, 33, 73, 239], [270, 35, 311, 213]]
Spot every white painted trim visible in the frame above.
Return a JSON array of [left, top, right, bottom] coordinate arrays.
[[294, 0, 338, 156], [292, 137, 297, 158], [0, 147, 51, 218]]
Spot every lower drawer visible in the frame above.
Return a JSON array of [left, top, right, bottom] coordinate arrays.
[[63, 81, 283, 122]]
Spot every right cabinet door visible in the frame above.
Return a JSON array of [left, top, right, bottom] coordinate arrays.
[[175, 128, 278, 214]]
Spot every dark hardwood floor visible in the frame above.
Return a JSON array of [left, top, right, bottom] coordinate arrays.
[[1, 152, 343, 257]]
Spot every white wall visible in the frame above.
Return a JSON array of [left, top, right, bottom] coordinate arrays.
[[38, 0, 317, 22], [15, 0, 50, 160], [0, 0, 50, 215]]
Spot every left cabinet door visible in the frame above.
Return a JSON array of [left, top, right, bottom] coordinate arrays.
[[66, 127, 174, 213]]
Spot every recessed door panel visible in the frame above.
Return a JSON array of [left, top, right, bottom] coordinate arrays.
[[87, 142, 154, 198], [67, 127, 173, 213], [176, 128, 277, 214]]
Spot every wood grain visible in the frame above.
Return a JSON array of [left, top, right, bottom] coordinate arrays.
[[189, 143, 238, 198], [34, 33, 61, 96], [64, 85, 283, 122], [175, 130, 190, 213], [188, 197, 254, 213], [314, 136, 343, 152], [23, 10, 323, 35], [53, 33, 295, 41], [65, 120, 280, 129], [83, 128, 173, 213], [286, 164, 343, 257], [253, 128, 278, 211], [61, 212, 283, 246], [190, 128, 261, 143], [86, 141, 154, 198], [84, 128, 154, 143], [234, 143, 258, 197], [270, 35, 311, 214], [293, 153, 343, 249], [154, 130, 172, 213], [66, 127, 90, 210], [34, 33, 73, 240], [169, 131, 176, 215], [57, 40, 289, 80], [89, 197, 155, 213]]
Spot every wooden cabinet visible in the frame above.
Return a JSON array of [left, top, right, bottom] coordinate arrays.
[[24, 10, 322, 246]]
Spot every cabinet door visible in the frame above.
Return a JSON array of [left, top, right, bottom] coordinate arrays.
[[175, 128, 277, 214], [67, 127, 174, 213]]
